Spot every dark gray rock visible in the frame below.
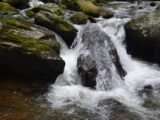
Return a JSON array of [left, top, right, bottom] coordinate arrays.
[[77, 54, 98, 88]]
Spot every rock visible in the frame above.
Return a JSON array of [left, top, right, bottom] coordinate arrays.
[[150, 2, 156, 7], [35, 11, 77, 47], [41, 0, 58, 3], [62, 0, 101, 17], [125, 8, 160, 64], [125, 7, 160, 65], [70, 12, 89, 24], [0, 2, 19, 18], [0, 18, 65, 80], [77, 54, 98, 88], [81, 26, 126, 89], [101, 9, 114, 19], [2, 0, 29, 9], [98, 99, 141, 120], [31, 3, 64, 16], [26, 10, 36, 18]]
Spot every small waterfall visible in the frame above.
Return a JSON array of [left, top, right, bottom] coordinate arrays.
[[47, 17, 160, 120]]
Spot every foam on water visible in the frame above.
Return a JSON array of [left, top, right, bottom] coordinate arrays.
[[47, 6, 160, 120]]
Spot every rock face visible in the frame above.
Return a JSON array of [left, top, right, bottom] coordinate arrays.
[[2, 0, 29, 9], [0, 18, 65, 80], [35, 11, 77, 47], [77, 54, 98, 88], [125, 7, 160, 64], [62, 0, 101, 17]]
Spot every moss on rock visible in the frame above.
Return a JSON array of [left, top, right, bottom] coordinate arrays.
[[35, 11, 77, 47], [70, 12, 89, 24], [0, 2, 19, 18], [125, 6, 160, 64], [63, 0, 101, 17], [0, 18, 65, 80]]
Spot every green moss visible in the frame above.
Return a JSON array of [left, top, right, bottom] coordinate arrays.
[[63, 0, 100, 17], [0, 18, 60, 56], [0, 2, 19, 18], [26, 10, 36, 18], [31, 3, 64, 16], [3, 19, 31, 30], [70, 13, 88, 24]]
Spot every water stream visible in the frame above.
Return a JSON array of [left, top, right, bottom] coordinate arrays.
[[46, 10, 160, 120], [26, 1, 160, 120]]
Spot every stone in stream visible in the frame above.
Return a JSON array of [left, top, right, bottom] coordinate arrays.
[[98, 99, 142, 120], [0, 18, 65, 80], [70, 12, 96, 24], [77, 54, 98, 88], [125, 6, 160, 65], [62, 0, 101, 17], [33, 4, 77, 47]]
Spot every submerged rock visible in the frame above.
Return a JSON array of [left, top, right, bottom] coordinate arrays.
[[77, 54, 98, 88], [125, 6, 160, 65], [62, 0, 101, 17], [35, 11, 77, 47], [0, 18, 65, 80], [98, 99, 142, 120]]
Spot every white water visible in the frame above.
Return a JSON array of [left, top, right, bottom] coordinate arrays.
[[47, 17, 160, 119]]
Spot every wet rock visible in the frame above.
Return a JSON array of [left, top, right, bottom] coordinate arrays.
[[125, 7, 160, 65], [77, 54, 98, 88], [0, 18, 65, 80], [98, 99, 141, 120], [31, 3, 64, 16], [62, 0, 101, 17], [70, 12, 89, 24], [101, 9, 114, 19], [2, 0, 29, 9], [150, 2, 156, 7], [35, 11, 77, 47]]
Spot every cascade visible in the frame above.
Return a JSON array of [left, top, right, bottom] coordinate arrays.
[[47, 17, 160, 120]]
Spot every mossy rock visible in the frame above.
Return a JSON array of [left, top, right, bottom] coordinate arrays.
[[26, 10, 36, 18], [70, 12, 89, 24], [0, 18, 65, 80], [125, 6, 160, 65], [0, 2, 19, 18], [2, 0, 29, 9], [31, 3, 64, 16], [63, 0, 101, 17], [35, 11, 77, 47]]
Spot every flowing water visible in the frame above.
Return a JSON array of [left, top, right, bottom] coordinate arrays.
[[2, 1, 160, 120], [45, 2, 160, 120]]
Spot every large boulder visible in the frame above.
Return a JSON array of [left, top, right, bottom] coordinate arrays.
[[0, 18, 65, 80], [0, 2, 19, 18], [35, 11, 77, 47], [2, 0, 29, 9], [81, 25, 126, 89], [77, 54, 98, 88], [62, 0, 101, 17], [125, 6, 160, 64]]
